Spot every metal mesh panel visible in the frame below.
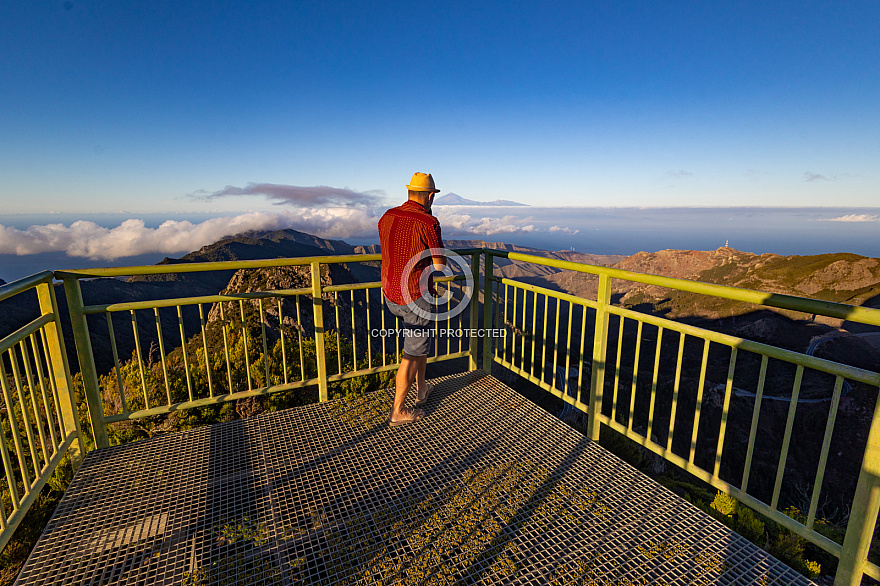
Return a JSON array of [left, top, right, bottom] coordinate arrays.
[[15, 371, 812, 585]]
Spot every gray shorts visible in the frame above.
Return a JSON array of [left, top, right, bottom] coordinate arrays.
[[385, 296, 435, 357]]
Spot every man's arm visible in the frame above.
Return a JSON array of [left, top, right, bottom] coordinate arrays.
[[429, 219, 446, 270]]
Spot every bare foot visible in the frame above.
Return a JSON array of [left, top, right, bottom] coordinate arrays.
[[389, 407, 425, 426], [415, 383, 434, 407]]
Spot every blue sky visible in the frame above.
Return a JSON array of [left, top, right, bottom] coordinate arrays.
[[1, 1, 878, 216]]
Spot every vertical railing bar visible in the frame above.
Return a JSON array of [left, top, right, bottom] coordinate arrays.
[[713, 346, 738, 478], [106, 313, 128, 413], [530, 289, 538, 377], [0, 488, 6, 531], [11, 345, 42, 475], [366, 287, 373, 368], [539, 293, 548, 383], [60, 276, 105, 451], [646, 326, 664, 442], [510, 286, 517, 369], [131, 309, 150, 410], [177, 306, 193, 403], [666, 332, 686, 452], [612, 315, 625, 424], [564, 300, 574, 401], [494, 280, 502, 361], [689, 339, 711, 464], [40, 279, 86, 463], [468, 253, 479, 370], [836, 383, 880, 585], [588, 274, 612, 440], [296, 295, 305, 381], [481, 252, 494, 373], [552, 297, 561, 390], [576, 302, 587, 408], [27, 334, 55, 453], [219, 303, 234, 394], [434, 288, 440, 360], [310, 260, 328, 402], [771, 364, 804, 511], [0, 426, 17, 511], [628, 321, 643, 432], [21, 338, 50, 466], [503, 283, 509, 363], [198, 304, 214, 398], [239, 300, 252, 391], [0, 358, 31, 494], [349, 290, 358, 368], [741, 354, 769, 494], [447, 286, 452, 356], [278, 299, 288, 385], [521, 286, 528, 370], [259, 299, 271, 388], [0, 360, 22, 508], [153, 308, 172, 405], [336, 292, 344, 373], [807, 375, 845, 529], [38, 328, 64, 443]]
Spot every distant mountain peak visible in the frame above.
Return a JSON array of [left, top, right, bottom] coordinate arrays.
[[434, 193, 528, 207]]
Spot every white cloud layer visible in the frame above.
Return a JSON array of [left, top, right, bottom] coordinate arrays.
[[817, 214, 880, 222], [0, 209, 380, 260], [434, 210, 536, 236]]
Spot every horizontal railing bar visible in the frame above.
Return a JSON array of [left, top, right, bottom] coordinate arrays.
[[864, 561, 880, 581], [54, 248, 483, 279], [55, 254, 381, 278], [497, 277, 600, 309], [322, 274, 465, 295], [83, 288, 313, 314], [488, 250, 880, 327], [597, 413, 845, 559], [0, 271, 54, 303], [605, 304, 880, 385], [0, 432, 76, 554], [0, 314, 54, 355], [83, 278, 468, 313]]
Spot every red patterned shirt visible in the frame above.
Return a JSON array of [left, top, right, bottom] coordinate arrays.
[[378, 200, 444, 305]]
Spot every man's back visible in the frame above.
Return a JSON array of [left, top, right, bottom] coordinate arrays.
[[378, 199, 443, 305]]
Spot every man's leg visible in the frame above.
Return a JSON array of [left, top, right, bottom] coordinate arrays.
[[391, 352, 423, 421]]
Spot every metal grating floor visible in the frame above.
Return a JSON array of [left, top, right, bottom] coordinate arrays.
[[15, 370, 813, 585]]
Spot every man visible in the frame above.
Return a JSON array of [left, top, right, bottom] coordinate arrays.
[[378, 172, 447, 425]]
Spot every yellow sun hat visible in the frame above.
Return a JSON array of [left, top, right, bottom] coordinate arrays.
[[406, 172, 440, 193]]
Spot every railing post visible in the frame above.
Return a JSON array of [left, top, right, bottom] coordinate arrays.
[[468, 252, 480, 371], [587, 274, 612, 441], [61, 276, 109, 449], [311, 261, 328, 402], [834, 388, 880, 586], [36, 281, 84, 470], [481, 250, 494, 375]]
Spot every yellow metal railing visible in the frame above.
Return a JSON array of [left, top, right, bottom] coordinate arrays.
[[53, 251, 482, 447], [0, 271, 83, 553], [482, 250, 880, 586], [3, 248, 880, 584]]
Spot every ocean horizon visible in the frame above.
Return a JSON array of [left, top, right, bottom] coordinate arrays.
[[2, 206, 879, 283]]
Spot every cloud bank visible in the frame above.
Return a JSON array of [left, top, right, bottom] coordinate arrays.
[[192, 183, 383, 208], [817, 214, 880, 223], [0, 209, 381, 260], [434, 210, 536, 236]]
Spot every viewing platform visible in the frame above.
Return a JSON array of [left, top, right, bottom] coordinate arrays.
[[2, 248, 880, 584], [14, 371, 810, 585]]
